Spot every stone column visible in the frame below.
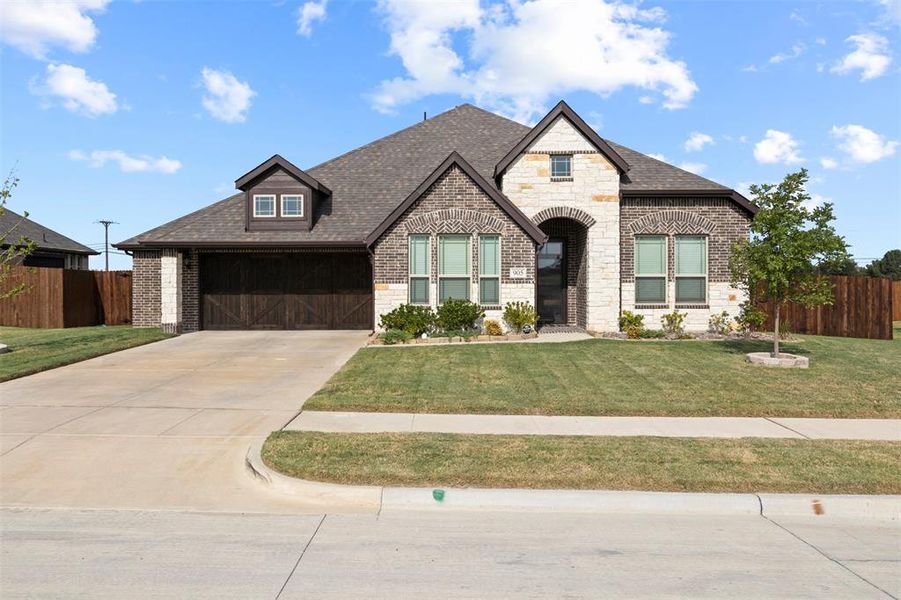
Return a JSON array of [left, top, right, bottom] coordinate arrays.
[[160, 249, 183, 334]]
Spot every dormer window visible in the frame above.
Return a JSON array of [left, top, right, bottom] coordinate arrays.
[[550, 154, 572, 178], [281, 194, 304, 217], [253, 194, 276, 217]]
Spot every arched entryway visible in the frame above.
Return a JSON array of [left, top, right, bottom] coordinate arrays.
[[532, 208, 594, 328]]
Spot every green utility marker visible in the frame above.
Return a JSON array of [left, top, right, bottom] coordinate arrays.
[[432, 489, 445, 502]]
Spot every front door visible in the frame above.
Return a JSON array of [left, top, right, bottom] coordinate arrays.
[[537, 239, 566, 324]]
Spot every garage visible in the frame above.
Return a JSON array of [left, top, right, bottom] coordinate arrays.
[[199, 252, 372, 330]]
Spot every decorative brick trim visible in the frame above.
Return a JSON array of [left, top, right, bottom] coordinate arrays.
[[531, 206, 597, 228], [524, 150, 600, 155], [627, 210, 717, 235], [403, 209, 505, 234]]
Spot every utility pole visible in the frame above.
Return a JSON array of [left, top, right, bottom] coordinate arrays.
[[95, 220, 118, 271]]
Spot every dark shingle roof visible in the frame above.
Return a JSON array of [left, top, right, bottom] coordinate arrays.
[[117, 103, 741, 248], [0, 208, 98, 255]]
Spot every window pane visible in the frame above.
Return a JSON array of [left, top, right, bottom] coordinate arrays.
[[550, 155, 571, 177], [410, 277, 429, 304], [676, 277, 706, 303], [635, 236, 665, 275], [282, 195, 303, 216], [254, 195, 275, 216], [439, 278, 469, 302], [676, 236, 706, 275], [439, 236, 469, 276], [480, 278, 499, 304], [636, 277, 666, 303], [409, 236, 429, 276], [479, 236, 499, 276]]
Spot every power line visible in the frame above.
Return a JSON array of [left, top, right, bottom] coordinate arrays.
[[94, 220, 118, 271]]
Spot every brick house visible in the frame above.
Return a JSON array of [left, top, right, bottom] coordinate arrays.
[[117, 101, 756, 334]]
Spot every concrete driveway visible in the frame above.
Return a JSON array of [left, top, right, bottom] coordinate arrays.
[[0, 330, 368, 513]]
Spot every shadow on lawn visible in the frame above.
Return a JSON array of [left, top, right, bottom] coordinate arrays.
[[715, 338, 810, 357]]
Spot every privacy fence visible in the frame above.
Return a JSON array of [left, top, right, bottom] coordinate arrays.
[[893, 281, 901, 322], [0, 267, 132, 328], [755, 275, 894, 341]]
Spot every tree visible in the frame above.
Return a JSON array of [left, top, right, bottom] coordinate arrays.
[[729, 169, 848, 357], [817, 254, 862, 276], [1, 172, 36, 299], [865, 250, 901, 280]]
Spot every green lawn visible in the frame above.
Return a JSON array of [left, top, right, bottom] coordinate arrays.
[[263, 431, 901, 494], [304, 330, 901, 418], [0, 326, 172, 382]]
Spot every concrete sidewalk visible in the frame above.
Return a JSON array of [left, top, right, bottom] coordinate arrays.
[[285, 411, 901, 440]]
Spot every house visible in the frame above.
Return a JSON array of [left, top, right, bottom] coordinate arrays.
[[116, 101, 756, 334], [1, 208, 97, 269]]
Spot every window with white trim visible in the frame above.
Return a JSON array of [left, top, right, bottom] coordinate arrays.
[[479, 235, 500, 305], [408, 235, 430, 304], [634, 235, 666, 303], [253, 194, 276, 217], [281, 194, 304, 217], [438, 234, 470, 303], [550, 154, 572, 178], [675, 235, 707, 304]]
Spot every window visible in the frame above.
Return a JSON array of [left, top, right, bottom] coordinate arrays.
[[253, 194, 276, 217], [438, 235, 470, 302], [635, 236, 666, 303], [409, 235, 430, 304], [675, 236, 707, 304], [479, 235, 500, 305], [550, 154, 572, 178], [281, 194, 304, 217]]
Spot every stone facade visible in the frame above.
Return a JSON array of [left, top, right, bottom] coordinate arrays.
[[502, 116, 621, 331], [372, 164, 536, 330], [160, 249, 183, 334], [620, 197, 751, 330], [132, 250, 161, 327]]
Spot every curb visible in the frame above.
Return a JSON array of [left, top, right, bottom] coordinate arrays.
[[246, 442, 900, 519]]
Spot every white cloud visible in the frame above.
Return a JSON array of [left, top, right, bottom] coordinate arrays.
[[638, 95, 654, 104], [769, 42, 806, 64], [754, 129, 804, 165], [741, 64, 759, 73], [647, 153, 667, 162], [820, 157, 839, 169], [735, 181, 753, 198], [789, 9, 807, 25], [0, 0, 109, 59], [684, 131, 714, 152], [831, 34, 892, 81], [830, 124, 899, 163], [68, 149, 182, 174], [297, 0, 327, 36], [200, 67, 255, 123], [677, 161, 707, 175], [371, 0, 698, 121], [31, 63, 117, 117], [803, 193, 830, 211], [874, 0, 901, 25]]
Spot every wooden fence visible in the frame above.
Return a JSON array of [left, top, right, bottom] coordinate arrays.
[[893, 281, 901, 322], [756, 275, 894, 340], [0, 267, 132, 328]]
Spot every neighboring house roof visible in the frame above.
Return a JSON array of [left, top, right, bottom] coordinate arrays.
[[117, 102, 754, 249], [0, 208, 98, 255]]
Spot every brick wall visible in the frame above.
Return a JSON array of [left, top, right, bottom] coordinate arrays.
[[182, 250, 199, 332], [132, 250, 161, 327]]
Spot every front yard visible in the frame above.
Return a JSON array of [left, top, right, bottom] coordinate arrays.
[[263, 432, 901, 494], [304, 328, 901, 418], [0, 326, 172, 382]]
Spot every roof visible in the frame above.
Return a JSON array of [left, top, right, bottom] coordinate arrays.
[[0, 208, 98, 255], [235, 154, 331, 194], [117, 102, 754, 249]]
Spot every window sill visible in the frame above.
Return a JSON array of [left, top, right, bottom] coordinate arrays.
[[675, 304, 709, 309], [550, 176, 573, 182], [480, 305, 502, 311], [635, 304, 668, 309]]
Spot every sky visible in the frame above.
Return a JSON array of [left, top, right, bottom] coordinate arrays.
[[1, 0, 899, 271]]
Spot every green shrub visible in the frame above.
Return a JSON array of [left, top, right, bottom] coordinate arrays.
[[734, 301, 766, 337], [639, 328, 666, 339], [379, 304, 435, 336], [661, 310, 687, 338], [483, 319, 503, 336], [381, 329, 412, 345], [619, 310, 645, 339], [707, 310, 732, 335], [502, 301, 538, 333], [436, 299, 485, 332]]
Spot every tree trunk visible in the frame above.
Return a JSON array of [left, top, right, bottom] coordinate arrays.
[[773, 304, 780, 358]]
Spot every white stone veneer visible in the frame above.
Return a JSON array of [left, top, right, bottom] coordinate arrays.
[[621, 282, 747, 332], [160, 250, 182, 332]]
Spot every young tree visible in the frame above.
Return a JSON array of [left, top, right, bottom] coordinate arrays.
[[1, 172, 37, 299], [730, 169, 848, 357], [865, 249, 901, 280]]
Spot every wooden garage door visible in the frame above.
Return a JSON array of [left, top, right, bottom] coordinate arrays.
[[200, 253, 372, 330]]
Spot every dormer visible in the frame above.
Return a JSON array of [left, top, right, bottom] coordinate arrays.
[[236, 154, 331, 232]]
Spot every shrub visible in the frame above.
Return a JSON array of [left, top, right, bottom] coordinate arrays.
[[619, 310, 645, 339], [483, 319, 503, 336], [660, 310, 686, 338], [436, 299, 485, 332], [734, 301, 766, 337], [639, 328, 666, 339], [379, 304, 435, 336], [502, 301, 538, 333], [707, 311, 731, 335], [779, 319, 793, 339], [381, 329, 412, 345]]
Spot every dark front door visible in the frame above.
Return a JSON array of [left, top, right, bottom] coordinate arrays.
[[537, 239, 566, 324], [200, 252, 372, 330]]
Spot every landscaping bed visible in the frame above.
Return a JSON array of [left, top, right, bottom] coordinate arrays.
[[263, 431, 901, 494], [304, 332, 901, 418], [0, 326, 173, 382]]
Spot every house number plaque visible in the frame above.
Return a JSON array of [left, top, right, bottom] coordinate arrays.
[[509, 267, 527, 279]]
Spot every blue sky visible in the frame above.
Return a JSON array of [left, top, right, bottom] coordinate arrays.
[[1, 0, 899, 270]]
